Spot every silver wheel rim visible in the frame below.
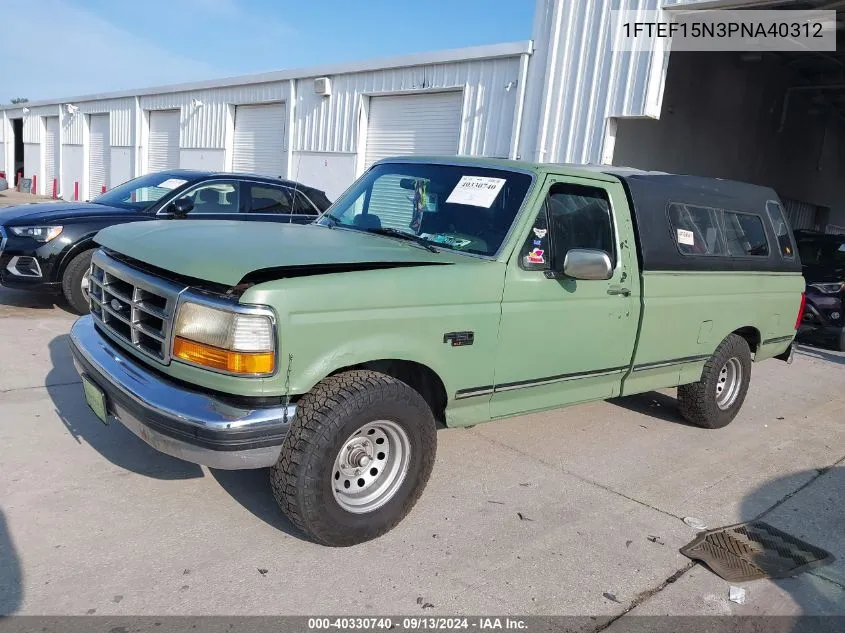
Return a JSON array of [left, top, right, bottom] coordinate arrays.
[[715, 357, 742, 410], [332, 420, 411, 514], [80, 269, 91, 302]]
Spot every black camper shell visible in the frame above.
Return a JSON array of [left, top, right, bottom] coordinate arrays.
[[593, 168, 802, 274]]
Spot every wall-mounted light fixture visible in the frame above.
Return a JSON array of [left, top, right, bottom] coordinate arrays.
[[21, 107, 30, 115], [190, 98, 203, 108], [65, 103, 79, 115]]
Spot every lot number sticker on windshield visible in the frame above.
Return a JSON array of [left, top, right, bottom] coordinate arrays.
[[677, 229, 695, 246], [158, 178, 188, 190], [446, 176, 506, 208]]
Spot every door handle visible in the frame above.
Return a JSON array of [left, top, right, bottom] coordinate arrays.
[[607, 285, 631, 297]]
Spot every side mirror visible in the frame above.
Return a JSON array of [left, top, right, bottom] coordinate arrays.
[[167, 197, 194, 218], [562, 248, 613, 280]]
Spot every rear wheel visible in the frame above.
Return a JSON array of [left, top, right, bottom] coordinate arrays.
[[270, 370, 437, 546], [61, 249, 94, 315], [678, 334, 752, 429]]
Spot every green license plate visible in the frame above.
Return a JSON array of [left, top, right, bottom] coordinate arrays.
[[81, 374, 108, 425]]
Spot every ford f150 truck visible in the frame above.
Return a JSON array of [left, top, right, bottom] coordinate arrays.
[[68, 157, 804, 546]]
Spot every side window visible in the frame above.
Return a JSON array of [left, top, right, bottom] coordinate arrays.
[[292, 190, 318, 216], [724, 211, 769, 257], [249, 185, 292, 214], [765, 201, 795, 258], [667, 203, 725, 255], [520, 183, 614, 271], [182, 181, 239, 214]]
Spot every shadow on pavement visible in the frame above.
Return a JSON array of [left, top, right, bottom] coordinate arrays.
[[794, 344, 845, 367], [45, 334, 204, 480], [0, 509, 22, 615], [727, 467, 845, 618], [0, 287, 70, 314], [607, 390, 698, 427], [209, 469, 303, 539]]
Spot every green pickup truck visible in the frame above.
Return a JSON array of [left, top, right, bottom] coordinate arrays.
[[68, 157, 804, 546]]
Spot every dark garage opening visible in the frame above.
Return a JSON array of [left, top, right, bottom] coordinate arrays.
[[11, 118, 23, 186], [612, 9, 845, 235]]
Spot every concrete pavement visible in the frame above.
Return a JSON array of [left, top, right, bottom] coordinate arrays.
[[1, 288, 843, 623]]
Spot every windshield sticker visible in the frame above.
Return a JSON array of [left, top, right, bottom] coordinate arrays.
[[420, 233, 472, 249], [446, 176, 507, 208], [526, 248, 545, 264], [533, 228, 547, 239], [158, 178, 188, 190], [677, 229, 695, 246]]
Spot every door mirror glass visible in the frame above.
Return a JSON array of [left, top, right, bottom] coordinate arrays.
[[563, 248, 613, 280], [168, 197, 194, 218]]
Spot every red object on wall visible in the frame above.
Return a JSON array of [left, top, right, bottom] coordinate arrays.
[[31, 175, 37, 195], [52, 179, 58, 199], [0, 171, 5, 179], [74, 181, 79, 201], [101, 184, 107, 194]]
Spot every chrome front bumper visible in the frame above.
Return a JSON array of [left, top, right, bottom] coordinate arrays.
[[69, 315, 294, 469]]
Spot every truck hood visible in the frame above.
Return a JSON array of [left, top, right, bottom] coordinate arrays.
[[0, 201, 134, 224], [95, 220, 468, 286]]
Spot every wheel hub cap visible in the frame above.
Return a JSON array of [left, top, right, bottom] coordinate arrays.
[[332, 420, 411, 514], [715, 357, 743, 410]]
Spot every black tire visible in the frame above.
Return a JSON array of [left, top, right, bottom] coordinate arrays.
[[271, 370, 437, 546], [678, 334, 752, 429], [61, 249, 95, 315]]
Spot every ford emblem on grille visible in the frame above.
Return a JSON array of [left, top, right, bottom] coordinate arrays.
[[110, 299, 124, 311]]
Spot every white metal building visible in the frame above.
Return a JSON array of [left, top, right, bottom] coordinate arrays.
[[1, 0, 843, 228]]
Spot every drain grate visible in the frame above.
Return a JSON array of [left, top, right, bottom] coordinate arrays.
[[679, 521, 834, 582]]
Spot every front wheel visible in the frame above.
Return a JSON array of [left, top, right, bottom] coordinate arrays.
[[678, 334, 752, 429], [61, 249, 94, 315], [270, 370, 437, 546]]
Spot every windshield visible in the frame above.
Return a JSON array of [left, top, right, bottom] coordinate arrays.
[[797, 236, 845, 267], [91, 173, 197, 211], [319, 163, 533, 257]]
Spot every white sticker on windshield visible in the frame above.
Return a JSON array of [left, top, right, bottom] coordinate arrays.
[[677, 229, 695, 246], [446, 176, 506, 208], [158, 178, 188, 190]]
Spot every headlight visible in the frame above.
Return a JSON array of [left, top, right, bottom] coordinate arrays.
[[10, 225, 63, 242], [172, 301, 275, 375], [809, 282, 845, 294]]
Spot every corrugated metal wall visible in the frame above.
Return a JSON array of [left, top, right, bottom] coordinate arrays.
[[62, 98, 134, 146], [141, 83, 288, 149], [294, 56, 520, 157], [520, 0, 770, 165], [22, 106, 57, 143]]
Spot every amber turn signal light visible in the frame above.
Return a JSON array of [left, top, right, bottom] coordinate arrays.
[[173, 337, 275, 375]]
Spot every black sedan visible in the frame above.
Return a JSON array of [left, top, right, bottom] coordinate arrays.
[[0, 170, 331, 313]]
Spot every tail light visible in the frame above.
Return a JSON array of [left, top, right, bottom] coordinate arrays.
[[795, 292, 806, 330]]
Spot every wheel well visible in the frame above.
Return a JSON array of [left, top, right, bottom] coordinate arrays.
[[732, 326, 761, 354], [55, 240, 96, 282], [332, 360, 448, 424]]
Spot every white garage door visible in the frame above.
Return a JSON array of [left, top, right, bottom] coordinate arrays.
[[363, 92, 463, 230], [44, 116, 60, 193], [232, 103, 286, 177], [88, 114, 110, 197], [364, 92, 463, 168], [148, 110, 180, 172]]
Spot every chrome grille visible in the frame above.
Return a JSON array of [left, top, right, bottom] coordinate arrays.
[[88, 250, 186, 363]]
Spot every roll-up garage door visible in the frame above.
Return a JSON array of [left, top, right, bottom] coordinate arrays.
[[147, 110, 180, 172], [363, 92, 463, 230], [232, 103, 286, 178], [88, 114, 110, 197], [44, 116, 60, 192], [364, 92, 463, 168]]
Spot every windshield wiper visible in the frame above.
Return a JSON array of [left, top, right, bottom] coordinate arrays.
[[365, 227, 438, 253]]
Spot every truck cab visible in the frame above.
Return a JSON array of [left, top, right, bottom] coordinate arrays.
[[67, 157, 804, 546]]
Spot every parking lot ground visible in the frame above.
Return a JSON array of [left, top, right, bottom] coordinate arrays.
[[1, 288, 844, 623], [0, 190, 53, 208]]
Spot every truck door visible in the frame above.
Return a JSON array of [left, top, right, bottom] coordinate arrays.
[[490, 175, 640, 419]]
